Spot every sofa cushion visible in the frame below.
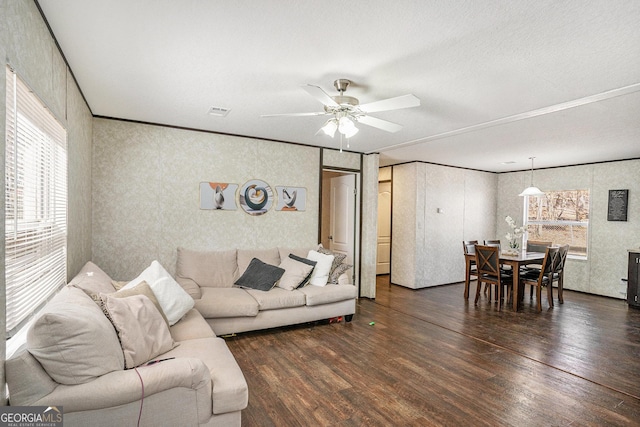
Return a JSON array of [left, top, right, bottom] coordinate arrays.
[[67, 261, 116, 295], [237, 248, 280, 277], [306, 250, 334, 287], [176, 247, 238, 289], [27, 286, 124, 385], [170, 308, 216, 341], [6, 348, 58, 406], [277, 255, 315, 291], [123, 260, 195, 325], [101, 294, 176, 369], [299, 284, 358, 306], [234, 258, 285, 291], [245, 288, 306, 310], [195, 287, 259, 318]]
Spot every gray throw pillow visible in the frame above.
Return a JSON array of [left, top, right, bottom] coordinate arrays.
[[234, 258, 285, 291]]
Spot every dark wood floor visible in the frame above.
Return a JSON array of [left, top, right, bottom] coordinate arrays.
[[224, 276, 640, 426]]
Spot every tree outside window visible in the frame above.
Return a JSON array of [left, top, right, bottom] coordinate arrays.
[[525, 190, 589, 258]]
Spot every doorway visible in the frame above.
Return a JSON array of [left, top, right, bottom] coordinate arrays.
[[377, 180, 391, 275], [321, 170, 360, 288]]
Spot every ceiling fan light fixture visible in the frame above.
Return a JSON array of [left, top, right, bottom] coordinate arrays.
[[321, 120, 338, 137], [338, 116, 358, 138]]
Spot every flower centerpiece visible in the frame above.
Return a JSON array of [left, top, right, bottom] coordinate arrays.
[[504, 216, 526, 255]]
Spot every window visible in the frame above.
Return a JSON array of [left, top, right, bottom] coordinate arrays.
[[524, 190, 589, 258], [5, 66, 67, 337]]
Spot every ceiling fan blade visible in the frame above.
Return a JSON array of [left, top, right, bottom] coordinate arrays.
[[359, 94, 420, 113], [357, 115, 403, 133], [261, 111, 327, 118], [302, 84, 339, 107]]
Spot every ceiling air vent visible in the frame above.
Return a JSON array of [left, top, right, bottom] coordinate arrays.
[[208, 106, 231, 117]]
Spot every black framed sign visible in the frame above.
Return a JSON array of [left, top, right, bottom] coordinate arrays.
[[607, 189, 628, 221]]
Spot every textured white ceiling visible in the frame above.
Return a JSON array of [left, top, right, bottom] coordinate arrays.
[[37, 0, 640, 172]]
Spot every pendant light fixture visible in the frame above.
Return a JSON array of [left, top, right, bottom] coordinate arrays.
[[519, 157, 544, 197]]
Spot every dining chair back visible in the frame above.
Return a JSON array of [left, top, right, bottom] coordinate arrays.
[[462, 241, 478, 299], [550, 244, 570, 304], [463, 240, 478, 255], [525, 240, 553, 297], [484, 239, 501, 248], [520, 246, 559, 311], [474, 245, 513, 311], [526, 240, 553, 253]]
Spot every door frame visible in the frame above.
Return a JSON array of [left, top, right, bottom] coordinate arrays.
[[377, 179, 392, 275], [320, 168, 361, 295]]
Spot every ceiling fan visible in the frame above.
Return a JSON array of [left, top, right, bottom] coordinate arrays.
[[261, 79, 420, 139]]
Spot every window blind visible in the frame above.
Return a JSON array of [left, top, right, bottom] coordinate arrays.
[[5, 66, 67, 337]]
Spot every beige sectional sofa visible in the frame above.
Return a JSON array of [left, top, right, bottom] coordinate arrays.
[[6, 262, 248, 427], [5, 246, 356, 426], [175, 246, 357, 336]]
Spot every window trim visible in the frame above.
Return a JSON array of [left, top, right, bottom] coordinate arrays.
[[523, 190, 590, 260]]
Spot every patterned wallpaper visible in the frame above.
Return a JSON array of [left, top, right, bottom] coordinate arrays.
[[1, 0, 94, 401], [92, 119, 323, 280], [360, 154, 379, 298], [391, 163, 418, 287], [323, 148, 360, 170]]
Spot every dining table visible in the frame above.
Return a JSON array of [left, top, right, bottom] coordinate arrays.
[[464, 250, 546, 311]]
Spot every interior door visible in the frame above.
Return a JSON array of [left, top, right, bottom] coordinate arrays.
[[377, 181, 391, 274], [329, 174, 356, 265]]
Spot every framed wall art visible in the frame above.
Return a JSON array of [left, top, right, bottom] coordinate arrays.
[[199, 182, 238, 210], [275, 186, 306, 211], [607, 189, 628, 221], [240, 179, 274, 215]]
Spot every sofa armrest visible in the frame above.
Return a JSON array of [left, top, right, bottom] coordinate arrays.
[[30, 358, 211, 413], [176, 277, 202, 299]]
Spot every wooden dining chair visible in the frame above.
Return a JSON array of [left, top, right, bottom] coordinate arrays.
[[484, 239, 514, 277], [550, 244, 570, 304], [484, 239, 501, 248], [526, 240, 553, 253], [520, 246, 559, 312], [463, 240, 478, 299], [525, 240, 553, 297], [475, 245, 513, 311]]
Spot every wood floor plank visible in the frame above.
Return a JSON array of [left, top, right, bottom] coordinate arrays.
[[225, 276, 640, 426]]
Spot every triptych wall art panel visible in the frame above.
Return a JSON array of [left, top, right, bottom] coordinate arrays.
[[275, 186, 306, 211], [199, 182, 239, 210], [200, 180, 306, 215]]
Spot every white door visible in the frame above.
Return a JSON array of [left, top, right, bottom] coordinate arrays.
[[329, 174, 356, 266], [377, 181, 391, 274]]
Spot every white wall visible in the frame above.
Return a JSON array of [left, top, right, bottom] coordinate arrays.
[[391, 162, 497, 288], [497, 159, 640, 299]]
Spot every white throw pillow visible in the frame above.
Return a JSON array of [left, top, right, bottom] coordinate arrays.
[[306, 250, 334, 287], [123, 260, 194, 325]]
